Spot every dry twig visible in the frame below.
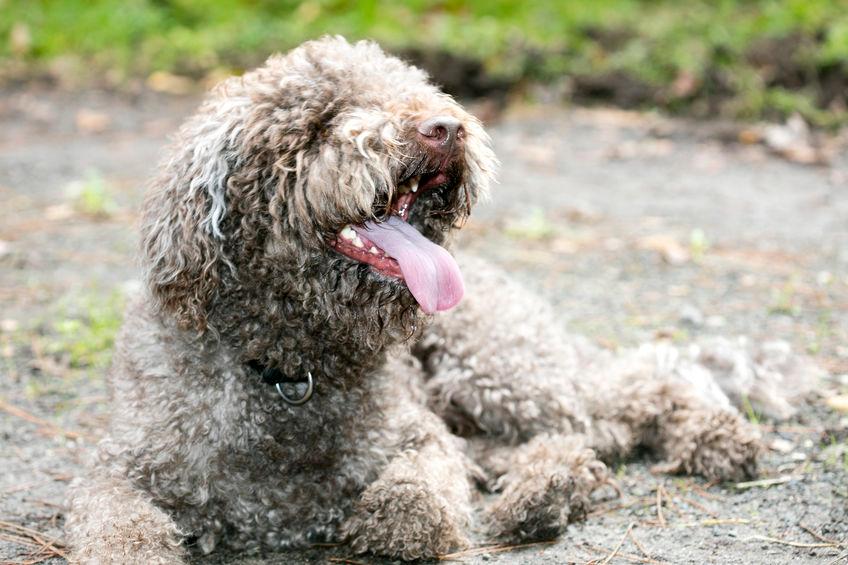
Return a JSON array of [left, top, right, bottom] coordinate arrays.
[[745, 535, 840, 549], [584, 542, 667, 564], [734, 475, 797, 490], [627, 527, 652, 559], [676, 494, 718, 518], [689, 483, 723, 501], [657, 485, 681, 515], [698, 518, 750, 526], [826, 550, 848, 565], [0, 531, 39, 547], [798, 523, 847, 548], [438, 540, 555, 560], [600, 522, 635, 565], [1, 481, 45, 496], [0, 519, 67, 562], [588, 497, 654, 517], [0, 398, 89, 441]]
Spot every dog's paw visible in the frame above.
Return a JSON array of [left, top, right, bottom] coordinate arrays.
[[66, 477, 188, 565], [487, 446, 608, 542], [653, 408, 761, 482], [343, 477, 468, 560]]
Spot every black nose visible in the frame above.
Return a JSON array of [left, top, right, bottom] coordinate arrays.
[[417, 116, 464, 154]]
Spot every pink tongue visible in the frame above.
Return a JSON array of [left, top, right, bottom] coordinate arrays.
[[353, 216, 464, 313]]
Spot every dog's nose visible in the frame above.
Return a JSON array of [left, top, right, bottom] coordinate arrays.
[[417, 116, 464, 154]]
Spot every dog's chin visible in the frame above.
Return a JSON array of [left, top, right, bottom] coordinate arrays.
[[328, 166, 468, 315]]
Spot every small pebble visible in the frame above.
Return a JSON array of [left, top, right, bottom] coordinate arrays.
[[770, 438, 794, 453], [706, 315, 726, 328], [679, 304, 704, 327]]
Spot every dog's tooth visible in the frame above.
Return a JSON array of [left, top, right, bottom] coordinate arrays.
[[410, 177, 419, 193], [352, 235, 364, 248], [369, 246, 379, 255], [340, 225, 356, 240]]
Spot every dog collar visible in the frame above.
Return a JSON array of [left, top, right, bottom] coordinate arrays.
[[247, 360, 314, 406]]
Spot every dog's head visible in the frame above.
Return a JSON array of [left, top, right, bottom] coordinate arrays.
[[141, 37, 496, 355]]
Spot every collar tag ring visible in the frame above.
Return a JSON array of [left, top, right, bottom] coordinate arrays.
[[275, 372, 313, 405]]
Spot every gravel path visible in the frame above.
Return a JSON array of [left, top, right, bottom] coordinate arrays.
[[1, 86, 846, 564]]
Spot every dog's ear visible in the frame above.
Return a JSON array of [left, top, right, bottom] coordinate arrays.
[[140, 148, 231, 331]]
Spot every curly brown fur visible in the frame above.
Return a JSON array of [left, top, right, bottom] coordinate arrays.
[[65, 37, 818, 563], [482, 433, 608, 542]]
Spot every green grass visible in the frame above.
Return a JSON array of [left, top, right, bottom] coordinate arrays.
[[65, 170, 118, 218], [688, 229, 710, 262], [741, 394, 761, 425], [768, 280, 800, 317], [17, 287, 124, 402], [2, 0, 847, 125], [44, 288, 125, 370], [504, 207, 557, 241]]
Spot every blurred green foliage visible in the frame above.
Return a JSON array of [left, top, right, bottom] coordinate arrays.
[[65, 170, 118, 218], [504, 207, 557, 241], [2, 0, 847, 124], [17, 288, 124, 401], [46, 289, 125, 369]]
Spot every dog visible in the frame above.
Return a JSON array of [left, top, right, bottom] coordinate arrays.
[[66, 36, 815, 562]]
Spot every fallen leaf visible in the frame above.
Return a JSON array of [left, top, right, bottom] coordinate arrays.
[[147, 71, 195, 95], [738, 128, 762, 145], [75, 109, 111, 134], [639, 234, 690, 265], [44, 204, 74, 220], [826, 395, 848, 413]]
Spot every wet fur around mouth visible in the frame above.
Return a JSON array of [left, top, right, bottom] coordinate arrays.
[[64, 35, 819, 563]]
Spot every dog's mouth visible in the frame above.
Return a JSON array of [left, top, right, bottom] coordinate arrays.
[[328, 170, 465, 314]]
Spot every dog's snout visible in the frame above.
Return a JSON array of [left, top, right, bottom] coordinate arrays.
[[417, 116, 464, 154]]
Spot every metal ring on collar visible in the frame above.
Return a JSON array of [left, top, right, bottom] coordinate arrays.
[[275, 372, 313, 405]]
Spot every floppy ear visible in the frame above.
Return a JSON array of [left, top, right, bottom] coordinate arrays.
[[140, 172, 226, 331], [139, 112, 241, 331]]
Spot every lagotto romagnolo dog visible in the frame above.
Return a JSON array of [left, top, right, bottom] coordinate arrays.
[[65, 37, 820, 562]]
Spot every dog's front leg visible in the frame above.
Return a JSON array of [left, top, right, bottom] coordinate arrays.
[[65, 472, 186, 564], [477, 433, 608, 542], [341, 411, 474, 561]]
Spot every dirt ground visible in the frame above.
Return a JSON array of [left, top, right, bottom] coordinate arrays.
[[1, 85, 847, 564]]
